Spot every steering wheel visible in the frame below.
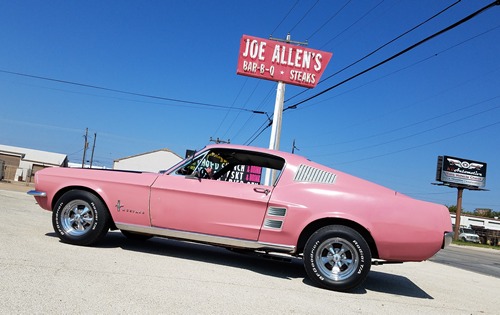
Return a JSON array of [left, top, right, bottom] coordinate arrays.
[[198, 168, 208, 178], [195, 168, 212, 179]]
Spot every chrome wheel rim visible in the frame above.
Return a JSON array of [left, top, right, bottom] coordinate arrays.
[[60, 200, 95, 236], [315, 237, 359, 281]]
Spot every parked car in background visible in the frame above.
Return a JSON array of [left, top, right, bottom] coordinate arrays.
[[459, 227, 481, 243], [28, 144, 453, 291]]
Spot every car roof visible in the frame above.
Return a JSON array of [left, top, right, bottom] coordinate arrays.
[[203, 143, 309, 164]]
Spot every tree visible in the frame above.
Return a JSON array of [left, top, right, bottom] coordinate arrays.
[[447, 205, 457, 213], [474, 208, 492, 217], [446, 205, 469, 214]]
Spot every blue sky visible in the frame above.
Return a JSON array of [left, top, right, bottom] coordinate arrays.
[[1, 1, 499, 212]]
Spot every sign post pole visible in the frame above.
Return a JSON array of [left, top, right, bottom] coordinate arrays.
[[269, 80, 286, 152], [265, 80, 285, 185], [453, 187, 464, 241], [235, 33, 333, 185], [433, 155, 488, 241]]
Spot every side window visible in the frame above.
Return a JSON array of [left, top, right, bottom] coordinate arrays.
[[229, 165, 283, 186], [217, 153, 284, 186], [219, 164, 264, 184], [171, 148, 285, 186]]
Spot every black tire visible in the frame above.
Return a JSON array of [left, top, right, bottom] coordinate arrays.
[[304, 225, 371, 291], [121, 230, 153, 241], [52, 190, 110, 246]]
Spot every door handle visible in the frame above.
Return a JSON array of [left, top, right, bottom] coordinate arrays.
[[254, 188, 270, 195]]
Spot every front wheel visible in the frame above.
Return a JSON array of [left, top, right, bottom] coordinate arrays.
[[304, 225, 371, 291], [52, 190, 111, 246]]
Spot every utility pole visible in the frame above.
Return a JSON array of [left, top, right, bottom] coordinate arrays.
[[81, 128, 88, 168], [209, 137, 230, 144], [90, 133, 97, 168], [292, 139, 299, 154]]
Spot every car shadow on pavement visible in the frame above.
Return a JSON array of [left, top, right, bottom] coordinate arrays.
[[356, 271, 433, 299], [101, 231, 307, 282], [45, 230, 432, 298], [300, 270, 432, 298]]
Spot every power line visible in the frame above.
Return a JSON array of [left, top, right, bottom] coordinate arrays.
[[315, 102, 500, 158], [0, 69, 256, 113], [221, 80, 263, 139], [230, 86, 275, 142], [307, 0, 352, 40], [319, 0, 385, 51], [244, 119, 272, 146], [332, 120, 500, 166], [286, 0, 462, 103], [232, 1, 352, 145], [243, 1, 499, 145], [301, 23, 500, 116], [212, 77, 249, 137], [270, 0, 300, 36], [217, 0, 301, 142], [289, 0, 320, 33], [303, 64, 500, 148], [284, 0, 499, 111]]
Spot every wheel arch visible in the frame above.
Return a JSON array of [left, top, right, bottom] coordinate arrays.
[[51, 186, 117, 230], [296, 218, 379, 258]]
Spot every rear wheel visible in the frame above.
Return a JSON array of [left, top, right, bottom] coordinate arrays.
[[52, 190, 110, 246], [304, 225, 371, 291]]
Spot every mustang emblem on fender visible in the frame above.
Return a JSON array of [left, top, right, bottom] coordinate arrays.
[[115, 200, 123, 212]]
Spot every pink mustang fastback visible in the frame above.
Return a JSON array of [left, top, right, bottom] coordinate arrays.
[[28, 144, 452, 291]]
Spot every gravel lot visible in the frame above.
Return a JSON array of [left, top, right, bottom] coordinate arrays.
[[1, 184, 499, 314]]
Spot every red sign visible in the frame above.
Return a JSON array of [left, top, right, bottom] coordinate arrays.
[[236, 34, 332, 88]]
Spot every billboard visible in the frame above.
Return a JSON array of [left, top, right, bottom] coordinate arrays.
[[436, 156, 487, 189], [236, 34, 332, 88]]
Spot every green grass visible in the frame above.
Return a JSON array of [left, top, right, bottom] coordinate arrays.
[[452, 240, 500, 250]]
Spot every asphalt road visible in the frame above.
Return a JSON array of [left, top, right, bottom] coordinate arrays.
[[1, 188, 499, 314], [431, 244, 500, 279]]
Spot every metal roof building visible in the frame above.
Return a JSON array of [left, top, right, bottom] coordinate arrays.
[[113, 148, 182, 173], [0, 144, 68, 182]]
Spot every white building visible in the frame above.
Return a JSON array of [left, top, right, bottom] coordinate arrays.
[[451, 213, 500, 231], [0, 144, 68, 182], [113, 148, 182, 173]]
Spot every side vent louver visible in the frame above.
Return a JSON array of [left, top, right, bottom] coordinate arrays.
[[294, 164, 336, 184], [264, 219, 283, 229], [267, 207, 287, 217]]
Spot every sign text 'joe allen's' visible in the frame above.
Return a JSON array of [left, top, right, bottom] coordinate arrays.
[[236, 35, 333, 88]]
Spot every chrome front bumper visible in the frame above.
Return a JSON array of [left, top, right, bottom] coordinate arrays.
[[27, 190, 47, 197]]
